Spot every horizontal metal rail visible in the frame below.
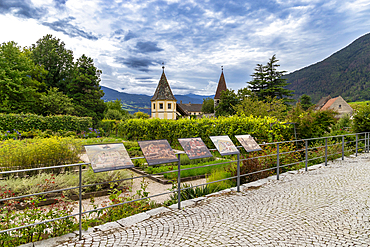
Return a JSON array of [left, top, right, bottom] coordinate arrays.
[[0, 131, 368, 242]]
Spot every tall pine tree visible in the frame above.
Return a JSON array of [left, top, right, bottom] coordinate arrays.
[[248, 55, 294, 103]]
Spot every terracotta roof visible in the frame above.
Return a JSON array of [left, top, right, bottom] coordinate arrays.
[[151, 70, 176, 101], [214, 71, 227, 99], [315, 95, 332, 110], [321, 97, 338, 111], [178, 103, 203, 113]]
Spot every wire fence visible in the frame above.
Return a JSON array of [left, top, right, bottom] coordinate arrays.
[[0, 132, 369, 242]]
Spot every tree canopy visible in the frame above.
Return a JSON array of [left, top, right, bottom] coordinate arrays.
[[248, 55, 294, 104], [31, 34, 74, 93], [215, 89, 239, 117], [0, 41, 46, 113], [201, 98, 214, 114], [0, 35, 106, 122]]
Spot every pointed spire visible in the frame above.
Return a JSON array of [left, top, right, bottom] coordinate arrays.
[[151, 66, 176, 101], [214, 66, 227, 99]]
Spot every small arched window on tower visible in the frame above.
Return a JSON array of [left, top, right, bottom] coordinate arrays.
[[159, 103, 163, 109], [217, 100, 219, 104], [338, 104, 342, 109], [153, 103, 155, 109], [168, 103, 171, 109]]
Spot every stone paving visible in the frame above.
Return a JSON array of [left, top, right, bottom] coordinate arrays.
[[38, 154, 370, 246]]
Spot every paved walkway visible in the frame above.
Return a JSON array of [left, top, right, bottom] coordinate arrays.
[[53, 154, 370, 246]]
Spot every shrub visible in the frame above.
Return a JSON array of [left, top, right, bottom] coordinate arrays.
[[0, 168, 130, 198], [145, 159, 230, 179], [287, 104, 337, 139], [353, 105, 370, 133], [206, 170, 235, 191], [228, 142, 300, 184], [0, 113, 92, 133], [117, 115, 293, 148], [0, 137, 82, 172], [163, 182, 223, 206], [99, 119, 119, 136]]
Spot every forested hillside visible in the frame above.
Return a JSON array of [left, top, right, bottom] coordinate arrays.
[[285, 33, 370, 103]]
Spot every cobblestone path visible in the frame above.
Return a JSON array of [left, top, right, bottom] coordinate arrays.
[[59, 154, 370, 246]]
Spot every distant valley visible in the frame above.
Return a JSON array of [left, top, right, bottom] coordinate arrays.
[[101, 86, 213, 114]]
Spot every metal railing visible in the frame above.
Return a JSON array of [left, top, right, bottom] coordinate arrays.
[[0, 132, 369, 241]]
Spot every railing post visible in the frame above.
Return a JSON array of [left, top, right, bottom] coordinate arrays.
[[305, 140, 308, 172], [365, 133, 367, 153], [356, 134, 358, 157], [276, 143, 279, 180], [177, 153, 181, 210], [342, 136, 345, 160], [237, 152, 240, 192], [325, 138, 328, 166], [79, 164, 82, 240]]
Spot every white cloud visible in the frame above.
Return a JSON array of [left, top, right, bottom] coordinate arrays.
[[1, 0, 369, 96]]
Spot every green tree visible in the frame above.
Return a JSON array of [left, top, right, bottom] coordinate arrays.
[[104, 99, 131, 120], [134, 111, 150, 119], [247, 64, 265, 95], [215, 89, 239, 117], [39, 87, 75, 115], [236, 87, 253, 101], [201, 98, 214, 113], [104, 109, 123, 120], [287, 103, 337, 139], [248, 55, 294, 103], [299, 94, 314, 110], [353, 105, 370, 132], [0, 41, 46, 113], [235, 96, 287, 120], [68, 54, 106, 122], [31, 34, 74, 93]]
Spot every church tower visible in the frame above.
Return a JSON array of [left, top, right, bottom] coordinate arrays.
[[151, 66, 177, 119], [214, 66, 227, 110]]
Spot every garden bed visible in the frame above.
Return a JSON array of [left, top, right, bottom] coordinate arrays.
[[129, 167, 206, 184], [131, 158, 232, 184]]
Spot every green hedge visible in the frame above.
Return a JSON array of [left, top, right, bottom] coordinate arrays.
[[0, 113, 92, 133], [99, 119, 119, 136], [117, 115, 293, 148]]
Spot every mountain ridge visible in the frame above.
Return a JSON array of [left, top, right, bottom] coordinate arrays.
[[101, 86, 213, 114], [285, 32, 370, 103]]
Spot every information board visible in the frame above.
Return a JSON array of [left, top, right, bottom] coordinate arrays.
[[84, 143, 134, 173], [209, 135, 239, 156], [178, 137, 213, 160], [235, 134, 262, 152], [138, 139, 178, 165]]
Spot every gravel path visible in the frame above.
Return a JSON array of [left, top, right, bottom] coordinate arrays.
[[41, 154, 370, 246]]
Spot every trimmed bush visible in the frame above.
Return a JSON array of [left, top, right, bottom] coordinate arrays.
[[117, 115, 293, 148], [0, 113, 92, 133]]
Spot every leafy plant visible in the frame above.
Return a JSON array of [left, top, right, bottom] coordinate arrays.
[[163, 182, 222, 206], [206, 170, 235, 192], [144, 159, 230, 179]]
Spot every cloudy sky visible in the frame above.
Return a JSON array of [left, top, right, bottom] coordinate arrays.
[[1, 0, 370, 96]]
